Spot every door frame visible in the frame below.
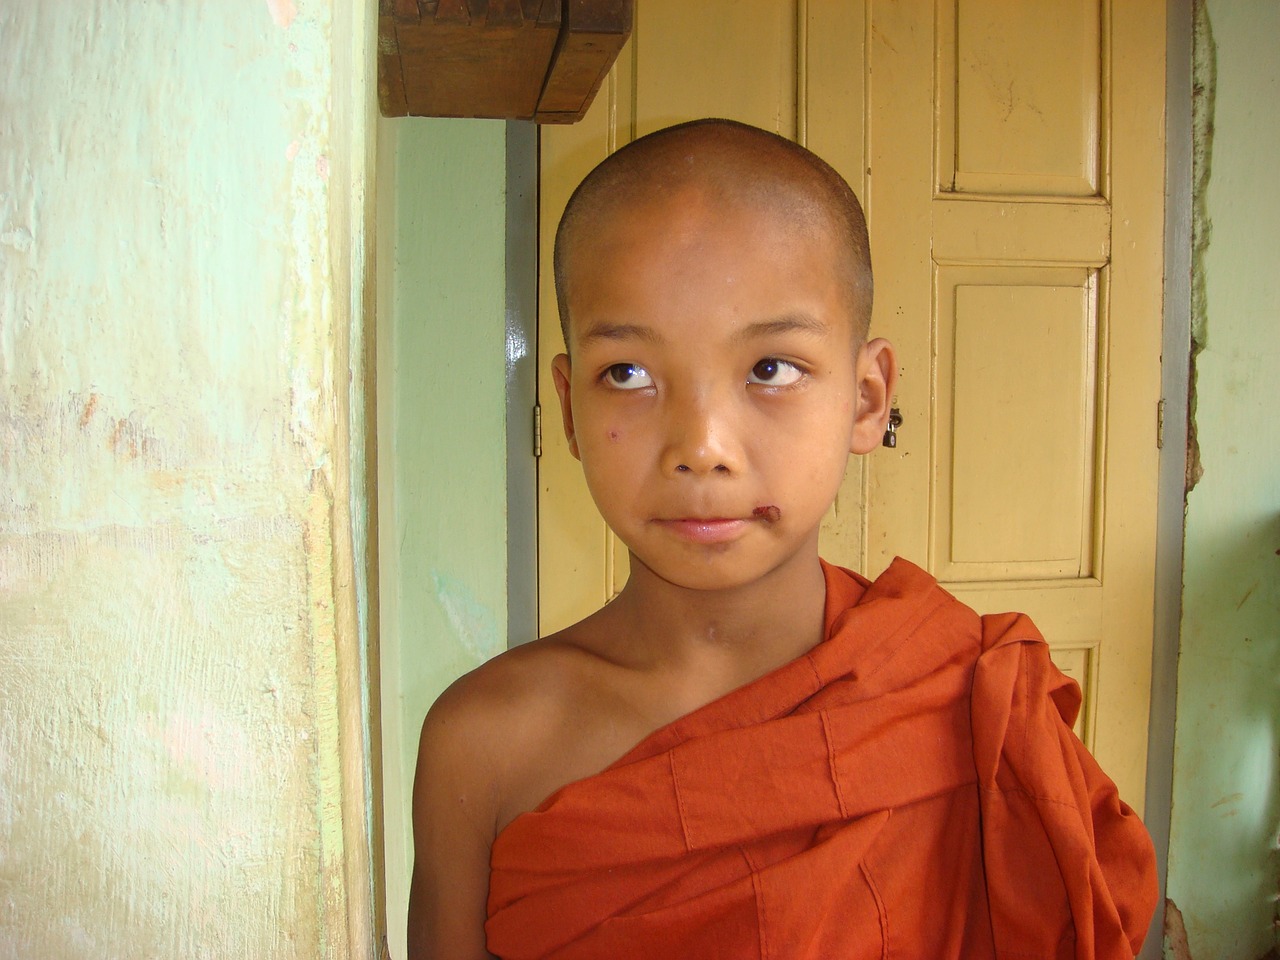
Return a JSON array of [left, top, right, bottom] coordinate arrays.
[[1140, 0, 1193, 953]]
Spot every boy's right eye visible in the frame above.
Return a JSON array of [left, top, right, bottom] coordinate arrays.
[[602, 363, 654, 390]]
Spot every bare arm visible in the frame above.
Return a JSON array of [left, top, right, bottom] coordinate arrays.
[[406, 687, 500, 960]]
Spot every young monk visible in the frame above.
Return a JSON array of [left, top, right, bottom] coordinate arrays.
[[407, 119, 1157, 960]]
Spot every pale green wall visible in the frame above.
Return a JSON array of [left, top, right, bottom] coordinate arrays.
[[0, 2, 374, 956], [377, 117, 511, 960], [1165, 1, 1280, 956]]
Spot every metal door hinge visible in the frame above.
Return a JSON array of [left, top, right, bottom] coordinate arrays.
[[533, 403, 542, 458], [1156, 399, 1165, 449]]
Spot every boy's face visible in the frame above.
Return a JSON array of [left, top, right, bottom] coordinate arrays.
[[553, 185, 894, 593]]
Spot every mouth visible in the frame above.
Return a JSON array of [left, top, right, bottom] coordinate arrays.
[[655, 517, 748, 544]]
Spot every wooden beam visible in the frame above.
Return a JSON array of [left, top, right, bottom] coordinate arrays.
[[377, 0, 631, 123], [536, 0, 632, 123]]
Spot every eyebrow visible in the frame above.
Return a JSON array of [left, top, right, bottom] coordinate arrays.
[[575, 312, 830, 348], [576, 322, 666, 348], [733, 312, 830, 342]]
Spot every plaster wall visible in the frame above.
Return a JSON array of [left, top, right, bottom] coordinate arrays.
[[1165, 0, 1280, 955], [376, 118, 510, 960], [0, 2, 374, 956]]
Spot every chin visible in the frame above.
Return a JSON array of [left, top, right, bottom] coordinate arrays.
[[631, 545, 803, 595]]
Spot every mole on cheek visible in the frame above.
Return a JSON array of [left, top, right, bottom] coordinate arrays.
[[607, 429, 621, 442]]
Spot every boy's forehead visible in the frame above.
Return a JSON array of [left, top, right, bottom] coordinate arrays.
[[575, 177, 836, 274], [555, 121, 873, 348], [574, 178, 842, 279], [567, 198, 859, 348], [589, 148, 824, 225]]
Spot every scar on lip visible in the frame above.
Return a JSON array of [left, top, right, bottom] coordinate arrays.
[[753, 505, 782, 523]]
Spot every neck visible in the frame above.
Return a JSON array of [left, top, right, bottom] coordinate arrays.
[[604, 550, 829, 680]]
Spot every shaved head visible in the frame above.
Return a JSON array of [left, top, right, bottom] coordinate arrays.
[[553, 118, 873, 349]]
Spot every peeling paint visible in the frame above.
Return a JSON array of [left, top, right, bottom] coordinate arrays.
[[1184, 0, 1215, 496], [1189, 0, 1216, 356], [1165, 899, 1194, 960], [0, 226, 33, 252]]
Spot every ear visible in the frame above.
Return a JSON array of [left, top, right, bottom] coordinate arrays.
[[551, 353, 581, 460], [849, 338, 898, 455]]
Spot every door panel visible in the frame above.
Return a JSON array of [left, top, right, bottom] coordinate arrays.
[[938, 267, 1099, 581], [632, 2, 798, 136], [939, 0, 1104, 196], [537, 0, 1164, 807]]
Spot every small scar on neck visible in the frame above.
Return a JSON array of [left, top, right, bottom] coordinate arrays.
[[753, 505, 782, 523]]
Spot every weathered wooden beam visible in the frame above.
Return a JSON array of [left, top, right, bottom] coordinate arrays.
[[535, 0, 632, 123], [377, 0, 631, 123]]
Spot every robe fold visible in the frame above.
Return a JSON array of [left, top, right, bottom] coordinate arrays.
[[486, 558, 1157, 959]]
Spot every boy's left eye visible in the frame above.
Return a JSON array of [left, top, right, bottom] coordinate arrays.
[[747, 358, 803, 386]]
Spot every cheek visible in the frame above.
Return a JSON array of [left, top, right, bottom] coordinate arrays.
[[576, 423, 632, 477]]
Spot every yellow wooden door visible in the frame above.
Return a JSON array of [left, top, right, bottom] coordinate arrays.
[[537, 0, 1165, 809]]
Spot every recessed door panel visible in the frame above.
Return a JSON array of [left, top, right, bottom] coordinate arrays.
[[633, 1, 799, 137], [938, 0, 1104, 196], [936, 269, 1099, 581]]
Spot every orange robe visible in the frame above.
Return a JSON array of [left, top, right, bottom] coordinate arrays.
[[487, 558, 1157, 959]]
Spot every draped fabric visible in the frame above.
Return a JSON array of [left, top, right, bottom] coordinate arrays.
[[487, 559, 1157, 959]]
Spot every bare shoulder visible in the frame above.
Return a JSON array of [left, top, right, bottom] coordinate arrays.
[[407, 622, 645, 960], [420, 622, 646, 827], [411, 632, 599, 852]]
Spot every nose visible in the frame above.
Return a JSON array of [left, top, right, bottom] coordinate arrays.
[[659, 387, 744, 477]]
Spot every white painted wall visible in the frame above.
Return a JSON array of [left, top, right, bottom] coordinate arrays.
[[0, 2, 375, 955]]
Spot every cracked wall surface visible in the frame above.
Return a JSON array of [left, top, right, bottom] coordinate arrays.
[[1165, 1, 1280, 957]]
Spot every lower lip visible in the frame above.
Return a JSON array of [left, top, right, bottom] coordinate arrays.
[[659, 518, 748, 544]]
